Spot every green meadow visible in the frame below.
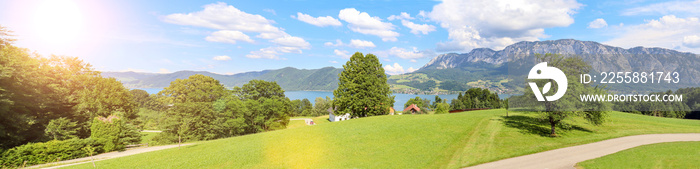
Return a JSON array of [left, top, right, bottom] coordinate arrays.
[[68, 109, 700, 169], [577, 141, 700, 169]]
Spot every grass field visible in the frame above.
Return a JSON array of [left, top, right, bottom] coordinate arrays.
[[68, 109, 700, 169], [577, 141, 700, 169], [287, 116, 331, 129]]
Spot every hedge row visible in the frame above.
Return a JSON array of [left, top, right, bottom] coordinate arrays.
[[0, 138, 104, 168]]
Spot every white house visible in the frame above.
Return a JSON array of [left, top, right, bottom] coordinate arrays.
[[328, 107, 351, 122]]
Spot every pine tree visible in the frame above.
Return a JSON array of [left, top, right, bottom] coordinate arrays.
[[333, 52, 394, 117]]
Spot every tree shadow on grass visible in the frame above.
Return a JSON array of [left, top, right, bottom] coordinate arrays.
[[501, 115, 592, 137]]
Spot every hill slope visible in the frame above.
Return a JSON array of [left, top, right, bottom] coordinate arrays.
[[68, 110, 700, 169], [102, 67, 343, 91]]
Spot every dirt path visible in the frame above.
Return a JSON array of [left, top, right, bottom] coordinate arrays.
[[463, 133, 700, 169], [29, 143, 194, 169]]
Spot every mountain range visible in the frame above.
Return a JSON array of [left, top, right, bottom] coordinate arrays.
[[103, 67, 342, 91], [103, 39, 700, 93]]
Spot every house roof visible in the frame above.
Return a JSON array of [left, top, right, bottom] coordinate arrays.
[[403, 104, 420, 112]]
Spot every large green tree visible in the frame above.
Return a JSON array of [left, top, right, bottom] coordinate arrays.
[[232, 80, 290, 133], [333, 52, 394, 117], [157, 74, 226, 142], [520, 54, 610, 136], [73, 77, 137, 136]]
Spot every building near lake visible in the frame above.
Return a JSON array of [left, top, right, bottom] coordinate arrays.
[[403, 104, 421, 114], [328, 107, 350, 122]]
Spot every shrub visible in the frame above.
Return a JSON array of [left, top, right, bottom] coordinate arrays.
[[91, 115, 142, 152], [0, 138, 104, 167], [435, 103, 450, 114], [151, 132, 179, 145]]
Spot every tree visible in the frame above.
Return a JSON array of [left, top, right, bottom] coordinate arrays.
[[333, 52, 394, 117], [0, 25, 16, 47], [503, 98, 509, 116], [234, 79, 286, 101], [45, 117, 78, 140], [213, 94, 247, 137], [1, 26, 139, 148], [73, 77, 137, 136], [457, 88, 502, 109], [130, 89, 151, 108], [90, 115, 141, 152], [520, 54, 610, 136], [289, 99, 303, 116], [313, 96, 332, 116], [300, 98, 313, 116], [450, 99, 465, 110], [157, 74, 226, 142], [231, 80, 291, 134], [435, 103, 450, 114], [431, 95, 444, 109], [159, 74, 226, 103]]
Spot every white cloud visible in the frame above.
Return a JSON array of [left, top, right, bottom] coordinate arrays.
[[293, 12, 342, 27], [348, 39, 376, 48], [417, 11, 428, 19], [384, 63, 405, 75], [324, 39, 344, 47], [622, 0, 700, 16], [256, 32, 286, 40], [588, 18, 608, 29], [163, 2, 311, 59], [245, 46, 305, 60], [205, 30, 254, 44], [605, 15, 700, 53], [329, 60, 339, 63], [401, 20, 436, 35], [271, 36, 311, 49], [324, 39, 375, 48], [163, 2, 281, 33], [683, 35, 700, 48], [387, 12, 436, 35], [334, 49, 351, 59], [246, 47, 281, 59], [410, 59, 417, 62], [338, 8, 400, 41], [407, 67, 418, 72], [388, 12, 414, 21], [428, 0, 581, 52], [389, 47, 434, 59], [213, 55, 232, 61]]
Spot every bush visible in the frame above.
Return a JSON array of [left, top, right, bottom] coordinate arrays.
[[91, 115, 142, 152], [435, 103, 450, 114], [0, 138, 104, 167], [151, 132, 179, 145]]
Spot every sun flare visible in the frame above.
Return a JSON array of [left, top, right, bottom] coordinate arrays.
[[33, 0, 84, 45]]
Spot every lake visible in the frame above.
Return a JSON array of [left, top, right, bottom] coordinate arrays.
[[135, 88, 510, 111]]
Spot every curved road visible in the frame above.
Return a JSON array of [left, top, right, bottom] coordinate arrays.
[[464, 133, 700, 169]]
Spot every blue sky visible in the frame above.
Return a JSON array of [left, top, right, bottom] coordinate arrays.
[[2, 0, 700, 75]]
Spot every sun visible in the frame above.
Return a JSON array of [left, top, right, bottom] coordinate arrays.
[[33, 0, 84, 46]]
